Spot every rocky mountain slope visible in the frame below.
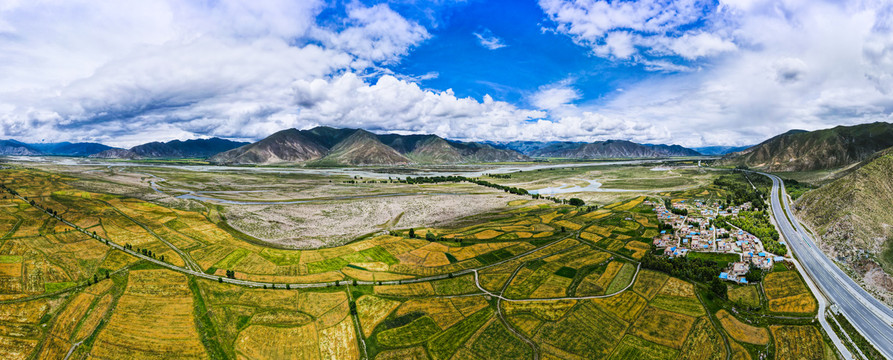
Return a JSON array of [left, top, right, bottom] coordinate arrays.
[[211, 126, 527, 165], [796, 146, 893, 303], [721, 122, 893, 171], [89, 148, 140, 159]]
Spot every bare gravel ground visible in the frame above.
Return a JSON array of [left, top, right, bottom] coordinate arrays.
[[224, 191, 533, 248]]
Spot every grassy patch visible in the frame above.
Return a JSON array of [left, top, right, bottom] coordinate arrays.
[[0, 255, 22, 263], [606, 263, 636, 294], [554, 266, 577, 279], [469, 319, 533, 360], [44, 281, 77, 293]]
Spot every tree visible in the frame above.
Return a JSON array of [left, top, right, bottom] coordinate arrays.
[[569, 198, 585, 206], [160, 255, 165, 262], [105, 270, 110, 279], [93, 274, 99, 283], [425, 232, 437, 241], [218, 277, 223, 283], [408, 228, 416, 238], [285, 284, 290, 290]]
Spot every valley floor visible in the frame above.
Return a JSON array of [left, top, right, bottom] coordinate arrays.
[[0, 160, 840, 360]]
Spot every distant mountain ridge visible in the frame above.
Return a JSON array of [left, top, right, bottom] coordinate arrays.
[[721, 122, 893, 171], [490, 140, 701, 158], [0, 140, 112, 156], [210, 127, 528, 165], [129, 138, 248, 158]]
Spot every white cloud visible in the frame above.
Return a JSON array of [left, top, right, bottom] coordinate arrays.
[[539, 0, 736, 64], [0, 0, 430, 146], [473, 29, 507, 50], [529, 81, 581, 110]]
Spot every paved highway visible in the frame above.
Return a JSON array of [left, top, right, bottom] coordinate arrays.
[[761, 172, 893, 359]]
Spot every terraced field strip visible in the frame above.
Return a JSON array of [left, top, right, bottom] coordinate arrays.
[[471, 263, 641, 302]]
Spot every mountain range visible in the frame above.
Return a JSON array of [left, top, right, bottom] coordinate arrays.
[[490, 140, 701, 158], [209, 127, 530, 165], [90, 138, 248, 159], [719, 122, 893, 171]]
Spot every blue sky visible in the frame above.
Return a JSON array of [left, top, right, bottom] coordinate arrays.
[[0, 0, 891, 147]]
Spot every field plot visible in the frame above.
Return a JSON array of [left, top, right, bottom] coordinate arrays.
[[0, 297, 65, 360], [467, 320, 533, 360], [770, 325, 829, 360], [629, 306, 695, 349], [715, 310, 769, 345], [609, 335, 678, 360], [89, 270, 208, 359], [678, 317, 726, 360], [36, 278, 117, 359], [763, 270, 817, 314], [536, 300, 628, 358], [728, 285, 760, 307]]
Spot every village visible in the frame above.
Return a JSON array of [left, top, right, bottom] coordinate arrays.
[[647, 198, 787, 284]]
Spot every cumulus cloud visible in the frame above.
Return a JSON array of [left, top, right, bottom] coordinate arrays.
[[473, 29, 508, 50], [0, 0, 428, 146], [539, 0, 737, 65], [529, 81, 581, 110]]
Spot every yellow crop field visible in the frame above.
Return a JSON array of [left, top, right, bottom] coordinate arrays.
[[236, 323, 319, 359], [593, 261, 623, 290], [763, 271, 816, 313], [89, 270, 208, 359], [529, 275, 572, 298], [730, 340, 752, 360], [450, 296, 489, 317], [357, 295, 400, 337], [716, 310, 769, 345], [0, 299, 52, 323], [0, 336, 38, 360], [624, 241, 651, 259], [659, 277, 696, 298], [768, 293, 817, 314], [502, 299, 576, 321], [629, 306, 696, 349], [613, 196, 646, 211], [678, 317, 726, 360], [770, 325, 826, 360], [763, 271, 808, 299], [37, 292, 95, 359], [552, 220, 581, 230], [590, 291, 647, 322], [632, 270, 669, 300], [75, 293, 113, 340], [374, 282, 434, 296], [473, 229, 503, 240], [396, 298, 464, 328], [540, 211, 561, 224], [580, 232, 602, 242], [318, 317, 359, 360]]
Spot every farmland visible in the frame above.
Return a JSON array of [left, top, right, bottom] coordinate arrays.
[[0, 162, 835, 359]]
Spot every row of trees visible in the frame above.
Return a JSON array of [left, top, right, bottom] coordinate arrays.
[[403, 176, 530, 196]]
